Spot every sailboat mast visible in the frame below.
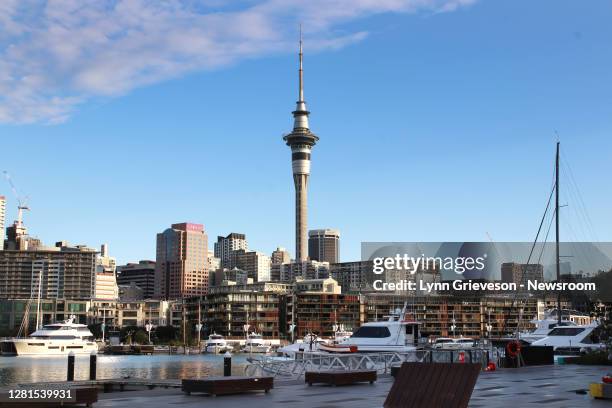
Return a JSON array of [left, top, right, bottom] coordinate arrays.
[[555, 142, 561, 326]]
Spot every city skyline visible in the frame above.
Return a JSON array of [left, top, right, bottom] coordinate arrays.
[[1, 0, 612, 265]]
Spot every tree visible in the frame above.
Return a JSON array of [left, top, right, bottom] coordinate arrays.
[[133, 329, 148, 344], [154, 325, 178, 344]]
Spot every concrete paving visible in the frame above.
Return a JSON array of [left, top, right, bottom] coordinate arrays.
[[94, 365, 611, 408]]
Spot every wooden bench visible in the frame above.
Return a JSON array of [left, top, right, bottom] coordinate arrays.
[[0, 387, 98, 407], [384, 363, 480, 408], [305, 370, 377, 386], [182, 376, 273, 397]]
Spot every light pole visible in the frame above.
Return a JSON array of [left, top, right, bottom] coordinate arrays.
[[101, 309, 106, 343], [289, 324, 296, 344], [195, 322, 202, 350], [145, 321, 153, 344], [486, 308, 492, 340]]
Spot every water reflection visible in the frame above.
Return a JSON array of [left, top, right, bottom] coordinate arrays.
[[0, 354, 248, 386]]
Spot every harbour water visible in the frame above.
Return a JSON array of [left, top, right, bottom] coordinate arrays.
[[0, 354, 249, 387]]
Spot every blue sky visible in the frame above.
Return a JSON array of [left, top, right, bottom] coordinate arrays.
[[1, 0, 611, 264]]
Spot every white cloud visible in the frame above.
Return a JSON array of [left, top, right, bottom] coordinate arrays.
[[0, 0, 476, 124]]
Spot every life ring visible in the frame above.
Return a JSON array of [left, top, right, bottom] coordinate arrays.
[[506, 340, 521, 358]]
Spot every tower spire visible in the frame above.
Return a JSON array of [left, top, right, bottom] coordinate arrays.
[[299, 24, 304, 102], [293, 25, 309, 130]]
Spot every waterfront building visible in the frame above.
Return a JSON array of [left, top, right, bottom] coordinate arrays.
[[0, 299, 92, 334], [117, 260, 156, 299], [501, 262, 544, 285], [115, 300, 172, 327], [360, 293, 551, 338], [0, 195, 5, 249], [283, 35, 318, 262], [295, 277, 341, 294], [293, 283, 360, 338], [214, 233, 247, 269], [155, 222, 209, 299], [308, 229, 340, 263], [197, 282, 292, 339], [0, 242, 97, 300]]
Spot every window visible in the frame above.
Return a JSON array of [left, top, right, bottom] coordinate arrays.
[[351, 326, 391, 338], [548, 327, 585, 336]]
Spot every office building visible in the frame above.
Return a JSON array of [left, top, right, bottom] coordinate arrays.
[[214, 233, 247, 269], [155, 222, 208, 299], [117, 260, 156, 299], [283, 36, 318, 262], [308, 229, 340, 263]]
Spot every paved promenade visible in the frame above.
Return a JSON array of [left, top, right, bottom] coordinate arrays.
[[93, 365, 610, 408]]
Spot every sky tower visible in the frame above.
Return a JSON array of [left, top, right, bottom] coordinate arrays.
[[283, 30, 318, 262]]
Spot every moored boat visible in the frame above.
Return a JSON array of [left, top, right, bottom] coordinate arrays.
[[0, 315, 98, 356]]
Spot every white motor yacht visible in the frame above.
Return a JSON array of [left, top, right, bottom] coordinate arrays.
[[516, 310, 579, 344], [241, 333, 271, 353], [277, 333, 328, 356], [0, 315, 97, 356], [432, 337, 475, 350], [332, 305, 421, 353], [205, 333, 231, 354], [531, 321, 605, 354]]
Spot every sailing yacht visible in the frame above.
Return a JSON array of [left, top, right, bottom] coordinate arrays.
[[0, 315, 98, 356]]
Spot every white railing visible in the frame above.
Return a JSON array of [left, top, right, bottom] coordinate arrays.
[[245, 348, 500, 380]]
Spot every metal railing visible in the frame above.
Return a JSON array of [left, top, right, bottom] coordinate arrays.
[[245, 348, 500, 380]]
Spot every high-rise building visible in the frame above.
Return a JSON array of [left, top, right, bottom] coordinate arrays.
[[308, 229, 340, 263], [207, 249, 221, 271], [280, 260, 329, 282], [214, 233, 247, 269], [229, 249, 271, 282], [117, 260, 156, 299], [94, 244, 118, 300], [501, 263, 544, 285], [155, 222, 208, 299], [330, 261, 374, 293], [283, 35, 318, 262], [0, 242, 97, 299], [271, 247, 291, 265], [0, 196, 5, 250]]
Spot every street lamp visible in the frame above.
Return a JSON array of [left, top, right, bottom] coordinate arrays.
[[145, 321, 153, 344], [289, 324, 296, 344], [195, 322, 203, 350]]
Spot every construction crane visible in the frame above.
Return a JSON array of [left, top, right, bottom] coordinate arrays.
[[2, 170, 29, 227]]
